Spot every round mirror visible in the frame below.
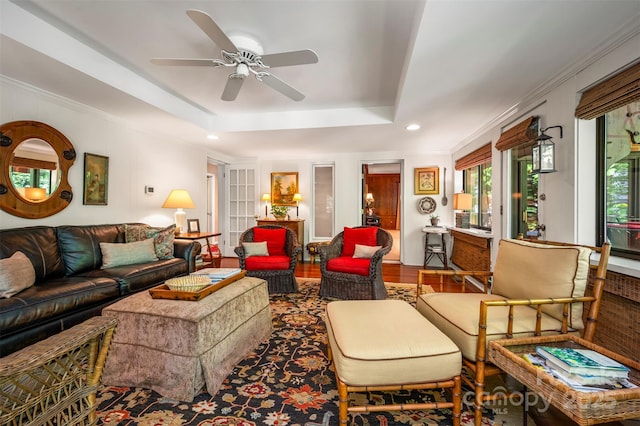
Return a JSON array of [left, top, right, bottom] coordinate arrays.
[[0, 121, 76, 219]]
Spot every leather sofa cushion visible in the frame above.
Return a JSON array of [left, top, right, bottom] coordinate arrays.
[[245, 256, 291, 270], [0, 227, 66, 281], [326, 300, 461, 386], [57, 224, 124, 276], [492, 239, 591, 329], [253, 228, 286, 256], [416, 292, 574, 361], [341, 227, 377, 257], [0, 276, 120, 335], [327, 257, 370, 276]]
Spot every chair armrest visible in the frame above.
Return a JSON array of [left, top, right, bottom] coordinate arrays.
[[417, 269, 493, 295], [0, 316, 118, 425], [319, 243, 342, 262]]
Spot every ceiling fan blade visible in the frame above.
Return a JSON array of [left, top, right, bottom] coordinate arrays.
[[221, 77, 244, 101], [260, 49, 319, 68], [260, 74, 305, 101], [186, 9, 236, 53], [151, 58, 222, 67]]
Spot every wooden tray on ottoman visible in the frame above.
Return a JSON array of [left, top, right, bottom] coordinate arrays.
[[488, 334, 640, 425], [149, 270, 246, 301]]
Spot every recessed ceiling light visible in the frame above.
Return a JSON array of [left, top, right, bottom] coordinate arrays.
[[405, 124, 420, 131], [207, 134, 219, 140]]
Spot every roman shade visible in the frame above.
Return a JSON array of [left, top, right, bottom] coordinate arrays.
[[575, 61, 640, 120], [455, 143, 492, 171], [495, 116, 539, 152]]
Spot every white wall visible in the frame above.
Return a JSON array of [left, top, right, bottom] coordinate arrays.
[[0, 78, 210, 230]]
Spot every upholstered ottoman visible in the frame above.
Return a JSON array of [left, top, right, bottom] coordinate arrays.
[[101, 276, 272, 401], [325, 300, 462, 426]]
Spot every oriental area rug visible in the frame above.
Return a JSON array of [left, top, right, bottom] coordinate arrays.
[[96, 280, 494, 426]]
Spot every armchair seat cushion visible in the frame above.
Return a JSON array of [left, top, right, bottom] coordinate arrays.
[[416, 292, 575, 361], [326, 257, 370, 276], [245, 255, 291, 270]]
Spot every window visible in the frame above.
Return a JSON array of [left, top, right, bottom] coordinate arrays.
[[462, 161, 492, 229], [509, 145, 539, 238], [596, 100, 640, 260]]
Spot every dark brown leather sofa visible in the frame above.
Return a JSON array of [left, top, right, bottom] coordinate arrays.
[[0, 224, 201, 356]]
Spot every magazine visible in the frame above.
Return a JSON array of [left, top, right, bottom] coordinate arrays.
[[536, 346, 629, 378], [191, 268, 242, 282]]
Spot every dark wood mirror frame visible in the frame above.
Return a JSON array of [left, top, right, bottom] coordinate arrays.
[[0, 120, 76, 219]]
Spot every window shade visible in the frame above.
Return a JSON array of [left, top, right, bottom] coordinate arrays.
[[455, 143, 492, 171], [575, 61, 640, 120], [11, 156, 56, 170], [495, 116, 539, 151]]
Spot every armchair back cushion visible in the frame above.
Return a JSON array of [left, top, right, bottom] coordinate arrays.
[[341, 226, 378, 257], [492, 239, 591, 329], [253, 227, 287, 256]]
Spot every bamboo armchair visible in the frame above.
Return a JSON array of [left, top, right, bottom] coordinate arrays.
[[416, 239, 611, 426], [0, 316, 118, 426]]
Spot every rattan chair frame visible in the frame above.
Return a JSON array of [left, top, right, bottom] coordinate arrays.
[[318, 226, 393, 300], [234, 225, 302, 293]]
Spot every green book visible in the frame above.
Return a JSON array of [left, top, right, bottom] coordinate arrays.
[[536, 346, 629, 378]]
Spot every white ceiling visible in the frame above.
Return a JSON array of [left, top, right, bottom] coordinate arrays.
[[2, 0, 640, 160]]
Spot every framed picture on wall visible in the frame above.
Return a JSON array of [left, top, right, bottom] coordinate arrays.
[[271, 172, 298, 206], [414, 167, 439, 195], [187, 219, 200, 233], [83, 153, 109, 205]]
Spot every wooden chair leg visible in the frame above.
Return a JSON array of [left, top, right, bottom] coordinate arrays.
[[474, 361, 486, 426], [453, 375, 462, 426], [337, 376, 349, 425]]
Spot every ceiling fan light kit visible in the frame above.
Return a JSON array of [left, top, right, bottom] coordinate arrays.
[[151, 9, 318, 102]]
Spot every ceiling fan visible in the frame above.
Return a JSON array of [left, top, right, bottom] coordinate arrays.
[[151, 9, 318, 102]]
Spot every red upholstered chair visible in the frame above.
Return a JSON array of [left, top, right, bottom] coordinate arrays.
[[234, 225, 302, 293], [319, 226, 393, 299]]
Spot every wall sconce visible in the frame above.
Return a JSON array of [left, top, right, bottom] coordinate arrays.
[[162, 189, 195, 233], [533, 125, 563, 174], [453, 192, 472, 229], [293, 193, 302, 217], [261, 193, 271, 218]]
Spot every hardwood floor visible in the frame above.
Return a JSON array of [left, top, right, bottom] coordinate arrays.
[[219, 258, 477, 292]]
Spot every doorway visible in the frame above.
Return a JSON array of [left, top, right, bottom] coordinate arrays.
[[362, 161, 402, 263]]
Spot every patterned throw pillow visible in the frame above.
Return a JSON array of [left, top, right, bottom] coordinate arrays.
[[125, 224, 176, 260], [0, 251, 36, 298]]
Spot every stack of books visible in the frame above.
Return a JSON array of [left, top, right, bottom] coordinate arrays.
[[523, 346, 636, 392], [191, 268, 242, 283]]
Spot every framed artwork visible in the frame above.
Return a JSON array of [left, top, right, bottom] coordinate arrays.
[[271, 172, 299, 206], [187, 219, 200, 233], [414, 167, 439, 195], [83, 153, 109, 205]]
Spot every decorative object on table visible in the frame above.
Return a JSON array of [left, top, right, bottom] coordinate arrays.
[[293, 193, 302, 217], [83, 153, 108, 205], [414, 167, 439, 195], [271, 204, 289, 220], [165, 275, 211, 292], [533, 125, 563, 174], [271, 171, 298, 205], [441, 167, 448, 206], [453, 192, 472, 228], [429, 214, 440, 226], [417, 196, 437, 215], [187, 218, 200, 233], [162, 189, 195, 233], [261, 193, 270, 218]]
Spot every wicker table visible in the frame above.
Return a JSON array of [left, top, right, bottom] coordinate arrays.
[[488, 335, 640, 425]]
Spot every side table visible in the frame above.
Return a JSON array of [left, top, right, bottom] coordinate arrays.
[[422, 227, 449, 269], [176, 231, 222, 269], [488, 334, 640, 425]]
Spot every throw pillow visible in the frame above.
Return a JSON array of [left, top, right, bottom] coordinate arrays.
[[243, 241, 269, 258], [341, 227, 378, 257], [125, 224, 175, 260], [352, 244, 382, 259], [100, 238, 159, 269], [0, 251, 36, 298], [253, 227, 287, 256]]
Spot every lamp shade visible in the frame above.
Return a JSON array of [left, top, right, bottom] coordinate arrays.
[[293, 193, 302, 202], [162, 189, 195, 209], [25, 187, 47, 201], [261, 193, 271, 202], [453, 193, 472, 211], [365, 193, 374, 202]]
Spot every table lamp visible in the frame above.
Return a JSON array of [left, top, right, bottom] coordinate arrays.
[[261, 193, 271, 218], [453, 192, 472, 229], [162, 189, 195, 233], [293, 193, 302, 217]]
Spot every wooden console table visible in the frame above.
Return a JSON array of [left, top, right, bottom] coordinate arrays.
[[256, 218, 304, 261], [176, 231, 221, 269]]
